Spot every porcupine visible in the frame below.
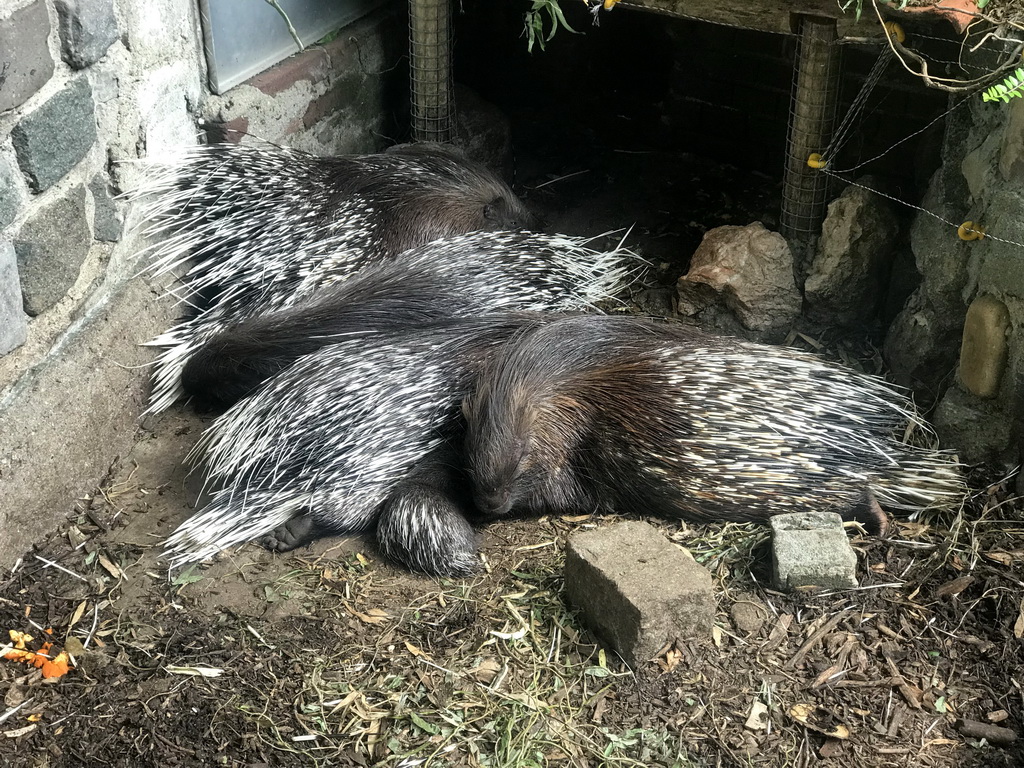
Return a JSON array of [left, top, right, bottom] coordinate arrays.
[[179, 231, 633, 411], [166, 314, 549, 577], [462, 315, 966, 531], [165, 236, 634, 576], [135, 141, 538, 413]]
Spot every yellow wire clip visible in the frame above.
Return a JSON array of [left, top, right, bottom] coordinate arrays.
[[957, 221, 985, 241], [807, 153, 827, 169], [884, 22, 905, 44]]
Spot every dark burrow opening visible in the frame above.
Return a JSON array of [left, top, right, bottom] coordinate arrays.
[[453, 2, 953, 337]]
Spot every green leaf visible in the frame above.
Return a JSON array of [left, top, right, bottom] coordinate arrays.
[[409, 712, 440, 735]]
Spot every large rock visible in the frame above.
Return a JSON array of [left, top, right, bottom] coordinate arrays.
[[0, 1, 55, 112], [804, 181, 899, 326], [0, 241, 29, 355], [55, 0, 120, 69], [932, 386, 1015, 465], [677, 222, 801, 335], [564, 521, 714, 667], [11, 76, 97, 192], [13, 186, 91, 316]]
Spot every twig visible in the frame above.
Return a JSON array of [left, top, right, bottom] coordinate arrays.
[[264, 0, 304, 51]]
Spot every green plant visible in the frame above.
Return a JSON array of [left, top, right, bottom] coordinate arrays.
[[524, 0, 579, 53], [983, 67, 1024, 102]]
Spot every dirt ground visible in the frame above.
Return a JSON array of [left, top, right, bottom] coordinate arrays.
[[2, 140, 1023, 767]]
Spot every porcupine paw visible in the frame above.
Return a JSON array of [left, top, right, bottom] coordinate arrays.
[[840, 489, 890, 536], [261, 514, 321, 552], [376, 488, 481, 578]]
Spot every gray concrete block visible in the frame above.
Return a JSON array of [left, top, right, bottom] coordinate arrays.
[[55, 0, 119, 70], [771, 512, 858, 591], [11, 77, 97, 192], [89, 173, 123, 242], [0, 241, 29, 355], [13, 185, 91, 316], [565, 521, 715, 667], [0, 1, 55, 112], [0, 153, 25, 231]]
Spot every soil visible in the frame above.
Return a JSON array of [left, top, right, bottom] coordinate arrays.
[[2, 98, 1023, 768]]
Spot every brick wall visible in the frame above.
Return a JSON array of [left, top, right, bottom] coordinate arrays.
[[0, 0, 407, 568]]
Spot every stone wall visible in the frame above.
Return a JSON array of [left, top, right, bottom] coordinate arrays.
[[0, 0, 406, 568], [885, 92, 1024, 471]]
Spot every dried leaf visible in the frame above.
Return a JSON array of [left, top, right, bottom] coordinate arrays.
[[1014, 599, 1024, 640], [97, 555, 122, 580], [165, 665, 224, 678], [788, 703, 851, 739], [469, 657, 501, 683], [69, 602, 87, 628], [403, 640, 430, 659], [745, 699, 769, 730], [935, 575, 974, 598]]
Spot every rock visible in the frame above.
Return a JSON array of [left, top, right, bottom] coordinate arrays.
[[729, 594, 767, 636], [11, 76, 97, 193], [677, 222, 801, 335], [0, 1, 55, 112], [564, 521, 715, 667], [55, 0, 119, 69], [453, 84, 513, 181], [804, 181, 899, 326], [89, 173, 123, 242], [0, 152, 25, 231], [883, 290, 963, 392], [0, 241, 29, 355], [958, 295, 1010, 398], [13, 186, 91, 316], [771, 512, 858, 591], [932, 386, 1014, 465]]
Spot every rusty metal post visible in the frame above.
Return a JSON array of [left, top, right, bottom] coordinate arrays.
[[409, 0, 454, 143], [781, 15, 841, 269]]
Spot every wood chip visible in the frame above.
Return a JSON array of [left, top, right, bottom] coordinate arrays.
[[956, 718, 1018, 746]]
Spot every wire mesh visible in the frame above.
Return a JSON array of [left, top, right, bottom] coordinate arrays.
[[409, 0, 454, 144], [781, 16, 841, 256]]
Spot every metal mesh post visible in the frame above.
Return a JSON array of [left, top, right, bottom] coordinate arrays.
[[781, 15, 840, 267], [409, 0, 454, 144]]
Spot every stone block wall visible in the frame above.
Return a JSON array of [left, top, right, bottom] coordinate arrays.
[[0, 0, 406, 568]]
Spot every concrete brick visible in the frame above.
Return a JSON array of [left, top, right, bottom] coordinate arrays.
[[55, 0, 119, 69], [89, 173, 123, 242], [13, 185, 90, 316], [0, 241, 29, 355], [0, 1, 55, 112], [771, 512, 858, 591], [564, 521, 714, 667], [11, 76, 97, 192], [0, 153, 25, 231], [958, 294, 1010, 398]]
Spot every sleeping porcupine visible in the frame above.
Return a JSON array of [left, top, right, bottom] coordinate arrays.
[[179, 231, 633, 411], [135, 142, 538, 412], [167, 314, 551, 575], [463, 315, 966, 531]]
